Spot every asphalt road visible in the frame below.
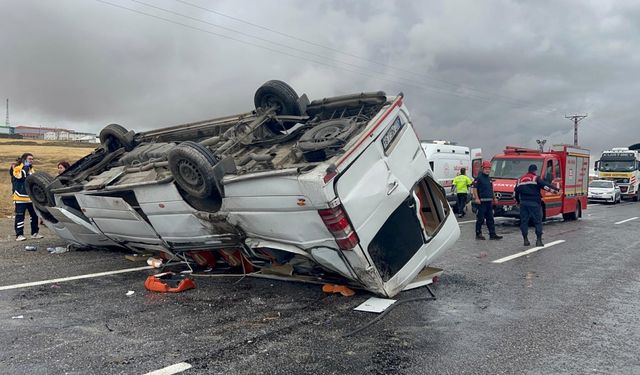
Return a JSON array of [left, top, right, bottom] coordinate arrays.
[[1, 201, 640, 374]]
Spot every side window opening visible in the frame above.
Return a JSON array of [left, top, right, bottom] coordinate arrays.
[[545, 160, 553, 183], [553, 159, 561, 179], [414, 176, 449, 237]]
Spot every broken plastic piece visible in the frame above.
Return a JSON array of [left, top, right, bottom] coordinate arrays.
[[322, 283, 355, 297], [144, 272, 196, 293], [354, 297, 397, 313], [146, 257, 163, 268]]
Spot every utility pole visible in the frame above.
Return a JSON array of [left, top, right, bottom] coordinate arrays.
[[536, 139, 547, 152], [565, 114, 587, 146], [5, 99, 8, 127]]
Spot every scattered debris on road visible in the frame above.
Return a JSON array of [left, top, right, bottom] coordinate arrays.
[[144, 272, 196, 293]]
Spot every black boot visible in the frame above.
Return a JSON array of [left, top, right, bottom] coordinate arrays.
[[523, 237, 530, 246], [536, 237, 544, 247], [489, 234, 503, 240], [476, 233, 486, 240]]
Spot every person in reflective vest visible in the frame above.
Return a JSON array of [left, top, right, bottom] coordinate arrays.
[[11, 153, 43, 241], [452, 167, 473, 218], [514, 164, 560, 247]]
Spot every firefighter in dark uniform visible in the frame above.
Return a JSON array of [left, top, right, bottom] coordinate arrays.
[[472, 160, 503, 240], [514, 164, 560, 247]]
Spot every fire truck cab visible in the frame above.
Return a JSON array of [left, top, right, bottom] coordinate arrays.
[[491, 145, 590, 221]]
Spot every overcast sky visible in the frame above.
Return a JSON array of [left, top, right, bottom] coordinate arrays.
[[2, 0, 639, 159]]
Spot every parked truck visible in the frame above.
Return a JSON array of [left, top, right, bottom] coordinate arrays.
[[26, 80, 460, 297], [490, 145, 590, 221], [595, 147, 640, 201], [420, 140, 482, 212]]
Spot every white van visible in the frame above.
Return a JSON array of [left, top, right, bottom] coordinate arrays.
[[28, 81, 460, 297]]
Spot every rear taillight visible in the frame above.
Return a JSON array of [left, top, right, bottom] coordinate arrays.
[[318, 201, 360, 250]]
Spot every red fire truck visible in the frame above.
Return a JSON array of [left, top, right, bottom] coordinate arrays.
[[490, 145, 590, 221]]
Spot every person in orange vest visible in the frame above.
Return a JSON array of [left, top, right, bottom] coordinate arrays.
[[471, 160, 502, 240], [11, 153, 43, 241]]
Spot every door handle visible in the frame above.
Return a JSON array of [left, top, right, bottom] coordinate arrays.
[[387, 180, 399, 195]]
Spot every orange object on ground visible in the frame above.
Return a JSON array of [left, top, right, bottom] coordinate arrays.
[[144, 272, 196, 293], [322, 283, 355, 297]]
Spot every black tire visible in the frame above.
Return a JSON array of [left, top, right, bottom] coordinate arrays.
[[297, 119, 358, 152], [100, 123, 135, 152], [254, 80, 301, 116], [168, 141, 219, 199], [25, 172, 56, 212], [562, 202, 580, 221]]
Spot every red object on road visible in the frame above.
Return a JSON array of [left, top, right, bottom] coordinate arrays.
[[144, 272, 196, 293]]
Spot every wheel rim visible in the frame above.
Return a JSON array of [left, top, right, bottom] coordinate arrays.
[[311, 124, 346, 143], [107, 136, 123, 152], [177, 160, 203, 189], [262, 96, 284, 112], [31, 185, 48, 205]]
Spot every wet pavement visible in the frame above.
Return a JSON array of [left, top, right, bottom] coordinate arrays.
[[1, 201, 640, 374]]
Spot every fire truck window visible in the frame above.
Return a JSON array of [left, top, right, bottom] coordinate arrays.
[[545, 160, 553, 183], [553, 159, 561, 179]]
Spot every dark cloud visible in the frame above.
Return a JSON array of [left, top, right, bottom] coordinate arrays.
[[1, 0, 639, 160]]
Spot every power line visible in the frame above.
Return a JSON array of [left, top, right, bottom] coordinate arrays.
[[97, 0, 505, 103], [96, 0, 558, 120], [174, 0, 540, 108], [128, 0, 519, 104]]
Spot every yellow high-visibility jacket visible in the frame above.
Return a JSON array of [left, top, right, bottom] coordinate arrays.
[[11, 163, 34, 203]]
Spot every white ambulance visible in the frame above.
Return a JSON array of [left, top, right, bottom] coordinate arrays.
[[420, 140, 482, 211]]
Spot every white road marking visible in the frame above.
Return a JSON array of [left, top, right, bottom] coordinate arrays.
[[0, 266, 152, 291], [458, 220, 476, 224], [492, 240, 565, 264], [615, 217, 639, 225], [143, 362, 192, 375]]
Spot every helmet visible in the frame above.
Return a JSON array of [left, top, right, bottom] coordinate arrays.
[[481, 160, 492, 168]]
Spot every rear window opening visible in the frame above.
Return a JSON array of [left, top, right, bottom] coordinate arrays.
[[414, 176, 450, 237], [367, 175, 450, 282]]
